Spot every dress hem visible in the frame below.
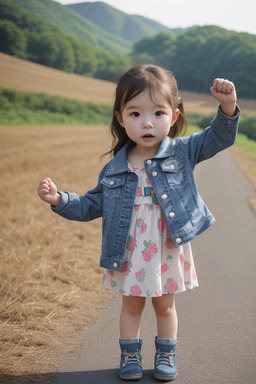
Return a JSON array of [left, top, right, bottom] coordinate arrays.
[[101, 282, 199, 297]]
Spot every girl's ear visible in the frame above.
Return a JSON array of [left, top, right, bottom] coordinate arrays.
[[115, 111, 124, 127], [171, 109, 180, 126]]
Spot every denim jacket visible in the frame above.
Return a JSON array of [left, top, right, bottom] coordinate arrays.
[[52, 105, 240, 270]]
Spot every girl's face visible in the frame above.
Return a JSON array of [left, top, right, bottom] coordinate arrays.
[[116, 88, 179, 156]]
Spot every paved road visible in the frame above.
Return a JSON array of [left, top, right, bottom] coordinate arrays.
[[50, 149, 256, 384]]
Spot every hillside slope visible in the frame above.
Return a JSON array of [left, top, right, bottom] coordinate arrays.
[[66, 1, 178, 42], [1, 53, 255, 114], [0, 53, 115, 104], [10, 0, 131, 53]]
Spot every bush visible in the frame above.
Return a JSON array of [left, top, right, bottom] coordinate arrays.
[[187, 112, 256, 142], [0, 88, 112, 125]]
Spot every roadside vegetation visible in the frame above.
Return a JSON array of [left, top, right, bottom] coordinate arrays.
[[188, 112, 256, 143], [1, 88, 256, 146], [0, 88, 112, 125]]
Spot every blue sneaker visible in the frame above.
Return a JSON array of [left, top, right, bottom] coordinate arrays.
[[119, 338, 143, 381], [154, 337, 177, 381]]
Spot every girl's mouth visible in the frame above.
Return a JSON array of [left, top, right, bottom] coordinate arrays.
[[142, 134, 154, 141]]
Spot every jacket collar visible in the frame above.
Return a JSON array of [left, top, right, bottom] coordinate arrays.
[[153, 136, 176, 159], [106, 137, 176, 176]]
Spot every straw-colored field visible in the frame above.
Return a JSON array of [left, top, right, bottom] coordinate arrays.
[[0, 124, 114, 375], [1, 53, 256, 378], [0, 53, 116, 105]]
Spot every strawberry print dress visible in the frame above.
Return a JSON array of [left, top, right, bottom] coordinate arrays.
[[101, 163, 199, 297]]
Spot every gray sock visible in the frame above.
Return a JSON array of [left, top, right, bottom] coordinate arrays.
[[120, 337, 140, 344], [156, 337, 177, 345]]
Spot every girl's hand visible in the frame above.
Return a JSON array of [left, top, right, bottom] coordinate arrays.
[[38, 178, 61, 206], [210, 78, 237, 117]]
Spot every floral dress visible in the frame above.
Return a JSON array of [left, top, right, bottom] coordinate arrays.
[[101, 163, 199, 297]]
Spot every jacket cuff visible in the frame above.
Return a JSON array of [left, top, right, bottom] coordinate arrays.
[[51, 191, 69, 213], [217, 104, 240, 126]]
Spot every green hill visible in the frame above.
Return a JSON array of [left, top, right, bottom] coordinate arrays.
[[1, 0, 256, 99], [66, 1, 182, 43], [131, 26, 256, 98], [0, 0, 130, 80], [10, 0, 131, 54]]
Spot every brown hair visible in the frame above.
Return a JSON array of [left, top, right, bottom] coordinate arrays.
[[108, 63, 187, 157]]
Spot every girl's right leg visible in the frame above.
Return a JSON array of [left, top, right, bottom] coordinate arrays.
[[119, 296, 146, 338], [119, 296, 146, 380]]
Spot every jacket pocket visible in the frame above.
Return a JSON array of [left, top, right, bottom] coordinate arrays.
[[101, 177, 125, 201], [161, 159, 185, 186], [177, 183, 201, 222]]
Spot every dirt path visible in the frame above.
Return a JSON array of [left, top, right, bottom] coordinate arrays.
[[42, 148, 256, 384]]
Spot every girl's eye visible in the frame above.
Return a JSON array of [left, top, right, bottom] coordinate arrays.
[[131, 112, 140, 117], [155, 111, 164, 116]]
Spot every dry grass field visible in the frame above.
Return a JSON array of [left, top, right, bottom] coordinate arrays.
[[0, 53, 116, 105], [0, 53, 255, 379], [0, 124, 114, 377]]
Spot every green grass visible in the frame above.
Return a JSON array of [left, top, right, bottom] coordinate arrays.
[[0, 88, 112, 125], [0, 108, 111, 125], [1, 87, 255, 161], [185, 123, 256, 161], [184, 124, 202, 136], [235, 133, 256, 158]]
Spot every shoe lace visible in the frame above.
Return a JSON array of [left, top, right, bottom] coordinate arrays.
[[155, 349, 175, 367], [122, 350, 142, 367]]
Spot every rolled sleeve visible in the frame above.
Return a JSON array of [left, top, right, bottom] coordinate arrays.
[[51, 191, 69, 213]]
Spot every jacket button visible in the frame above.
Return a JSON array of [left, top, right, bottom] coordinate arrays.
[[147, 160, 152, 165], [161, 194, 167, 200], [113, 262, 118, 268], [176, 238, 181, 244], [109, 181, 114, 185], [170, 164, 175, 170], [152, 171, 158, 177], [169, 212, 175, 218]]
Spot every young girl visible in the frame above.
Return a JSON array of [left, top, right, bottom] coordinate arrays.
[[38, 64, 239, 381]]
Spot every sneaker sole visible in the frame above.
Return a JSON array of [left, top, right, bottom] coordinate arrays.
[[119, 373, 143, 381], [153, 373, 177, 381]]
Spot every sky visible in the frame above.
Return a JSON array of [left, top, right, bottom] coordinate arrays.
[[54, 0, 256, 36]]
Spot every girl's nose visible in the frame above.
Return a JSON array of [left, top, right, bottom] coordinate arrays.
[[143, 121, 153, 129]]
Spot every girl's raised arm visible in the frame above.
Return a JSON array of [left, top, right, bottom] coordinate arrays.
[[38, 178, 61, 207], [210, 78, 237, 117]]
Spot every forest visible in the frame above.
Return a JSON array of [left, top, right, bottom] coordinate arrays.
[[1, 0, 256, 98], [131, 29, 256, 99], [0, 0, 129, 81]]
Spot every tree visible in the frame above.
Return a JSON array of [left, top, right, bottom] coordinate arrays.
[[27, 32, 75, 72], [69, 38, 96, 76], [131, 33, 176, 67], [94, 51, 129, 81], [0, 20, 27, 58]]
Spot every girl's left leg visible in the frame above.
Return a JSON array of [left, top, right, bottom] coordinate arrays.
[[152, 294, 178, 381], [151, 294, 178, 339]]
